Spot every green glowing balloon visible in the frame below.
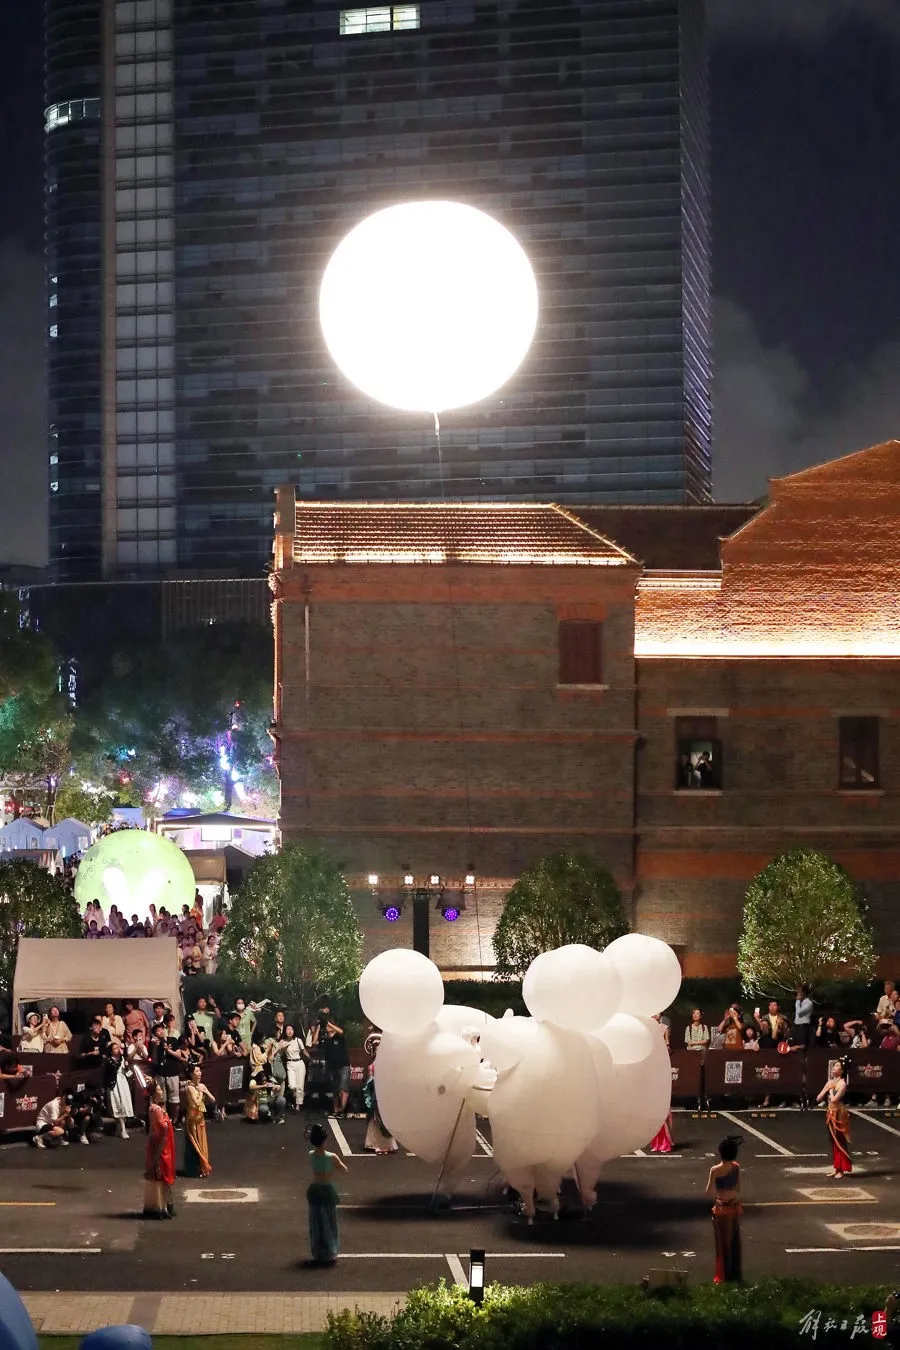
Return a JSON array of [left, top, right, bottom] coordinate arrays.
[[74, 830, 196, 920]]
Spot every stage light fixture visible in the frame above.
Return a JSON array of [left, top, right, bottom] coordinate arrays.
[[367, 873, 379, 887], [403, 873, 414, 887], [429, 874, 441, 886], [441, 905, 460, 923], [465, 872, 476, 887], [382, 904, 401, 923]]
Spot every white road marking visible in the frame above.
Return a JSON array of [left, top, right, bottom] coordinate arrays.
[[849, 1109, 900, 1139], [0, 1248, 102, 1254], [632, 1148, 648, 1157], [785, 1166, 863, 1175], [475, 1129, 493, 1157], [826, 1222, 900, 1241], [328, 1117, 353, 1157], [445, 1253, 467, 1286], [756, 1153, 827, 1159], [748, 1200, 875, 1207], [332, 1251, 566, 1259], [787, 1246, 900, 1253], [718, 1109, 792, 1155]]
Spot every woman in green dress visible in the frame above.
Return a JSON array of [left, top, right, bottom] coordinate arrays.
[[307, 1123, 348, 1264]]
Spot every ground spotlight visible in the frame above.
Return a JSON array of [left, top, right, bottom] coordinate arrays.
[[468, 1248, 486, 1303]]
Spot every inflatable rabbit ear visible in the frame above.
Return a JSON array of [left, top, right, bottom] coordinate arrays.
[[0, 1273, 37, 1350], [80, 1326, 153, 1350]]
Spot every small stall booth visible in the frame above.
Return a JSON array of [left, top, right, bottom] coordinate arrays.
[[2, 939, 249, 1135]]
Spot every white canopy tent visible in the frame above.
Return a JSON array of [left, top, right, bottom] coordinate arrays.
[[12, 937, 180, 1033], [42, 817, 93, 859], [0, 819, 46, 852]]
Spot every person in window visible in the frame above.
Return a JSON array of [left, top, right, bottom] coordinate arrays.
[[684, 1009, 710, 1051], [696, 750, 715, 787]]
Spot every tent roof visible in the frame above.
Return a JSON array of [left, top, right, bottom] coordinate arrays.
[[184, 850, 227, 884], [160, 812, 275, 829], [45, 817, 92, 833], [12, 937, 180, 1030], [0, 819, 45, 841]]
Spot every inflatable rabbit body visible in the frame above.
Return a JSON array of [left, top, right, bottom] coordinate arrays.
[[358, 935, 681, 1211]]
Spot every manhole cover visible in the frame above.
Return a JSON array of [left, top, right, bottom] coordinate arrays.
[[827, 1222, 900, 1241], [183, 1187, 260, 1204], [797, 1187, 873, 1203]]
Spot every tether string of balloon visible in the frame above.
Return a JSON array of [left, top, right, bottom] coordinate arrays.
[[433, 411, 485, 975]]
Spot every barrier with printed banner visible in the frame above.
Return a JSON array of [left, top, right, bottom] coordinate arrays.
[[704, 1048, 805, 1100]]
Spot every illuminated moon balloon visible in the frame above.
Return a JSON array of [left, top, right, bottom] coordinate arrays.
[[319, 201, 539, 413], [74, 831, 196, 921]]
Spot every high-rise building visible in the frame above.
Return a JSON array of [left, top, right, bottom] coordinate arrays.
[[46, 0, 711, 583]]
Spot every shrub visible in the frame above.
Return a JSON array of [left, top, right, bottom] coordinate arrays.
[[325, 1280, 896, 1350]]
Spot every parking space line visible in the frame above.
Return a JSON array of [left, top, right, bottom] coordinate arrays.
[[788, 1246, 900, 1253], [0, 1248, 102, 1254], [849, 1109, 900, 1139], [718, 1109, 793, 1155], [0, 1202, 56, 1208], [328, 1117, 353, 1156], [445, 1253, 467, 1286], [748, 1200, 875, 1207], [475, 1129, 493, 1157]]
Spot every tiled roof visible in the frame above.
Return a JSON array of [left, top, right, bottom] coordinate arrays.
[[291, 502, 636, 567], [571, 505, 759, 571]]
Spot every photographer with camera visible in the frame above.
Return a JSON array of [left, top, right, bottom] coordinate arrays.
[[308, 1002, 350, 1119]]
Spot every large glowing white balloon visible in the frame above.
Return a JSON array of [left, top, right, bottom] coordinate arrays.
[[374, 1024, 483, 1171], [604, 933, 682, 1017], [319, 201, 539, 414], [74, 830, 195, 920], [359, 948, 444, 1036], [522, 944, 622, 1031]]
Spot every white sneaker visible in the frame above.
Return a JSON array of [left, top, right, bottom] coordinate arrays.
[[80, 1135, 90, 1144], [60, 1138, 70, 1146], [32, 1136, 45, 1149], [119, 1129, 129, 1140]]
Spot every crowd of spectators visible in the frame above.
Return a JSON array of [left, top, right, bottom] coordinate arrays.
[[672, 981, 900, 1058], [80, 895, 226, 977]]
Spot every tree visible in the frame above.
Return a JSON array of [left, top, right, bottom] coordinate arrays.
[[0, 596, 72, 822], [492, 850, 629, 979], [217, 842, 363, 1006], [737, 848, 876, 994], [0, 859, 82, 1005], [72, 622, 278, 818]]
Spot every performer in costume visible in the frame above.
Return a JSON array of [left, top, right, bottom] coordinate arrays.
[[306, 1122, 348, 1264], [649, 1113, 673, 1153], [362, 1032, 398, 1154], [817, 1056, 852, 1177], [706, 1135, 743, 1283], [144, 1080, 177, 1219], [183, 1064, 216, 1177]]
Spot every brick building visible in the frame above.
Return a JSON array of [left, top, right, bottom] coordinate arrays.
[[270, 441, 900, 977]]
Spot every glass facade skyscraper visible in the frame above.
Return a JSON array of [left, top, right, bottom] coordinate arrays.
[[46, 0, 711, 582]]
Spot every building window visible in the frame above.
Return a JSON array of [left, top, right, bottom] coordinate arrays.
[[44, 98, 101, 133], [675, 716, 721, 789], [558, 621, 602, 686], [839, 717, 879, 789], [339, 5, 419, 35]]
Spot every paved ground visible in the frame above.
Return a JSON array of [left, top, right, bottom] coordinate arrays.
[[1, 1104, 899, 1330]]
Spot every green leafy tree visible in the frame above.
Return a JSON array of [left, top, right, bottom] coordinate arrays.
[[217, 842, 363, 1007], [492, 850, 629, 979], [72, 622, 277, 818], [738, 848, 876, 994], [0, 597, 72, 822], [0, 859, 82, 1003]]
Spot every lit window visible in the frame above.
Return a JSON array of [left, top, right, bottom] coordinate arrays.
[[675, 717, 722, 790], [49, 324, 58, 338], [44, 98, 101, 133], [340, 5, 419, 35], [49, 293, 58, 308]]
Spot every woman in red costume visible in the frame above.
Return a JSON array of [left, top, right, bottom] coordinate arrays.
[[817, 1056, 852, 1177], [144, 1079, 177, 1219]]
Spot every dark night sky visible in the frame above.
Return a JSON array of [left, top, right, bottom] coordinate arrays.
[[1, 0, 898, 565]]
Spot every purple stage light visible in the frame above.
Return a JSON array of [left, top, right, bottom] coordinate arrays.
[[442, 907, 460, 923], [383, 905, 401, 922]]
